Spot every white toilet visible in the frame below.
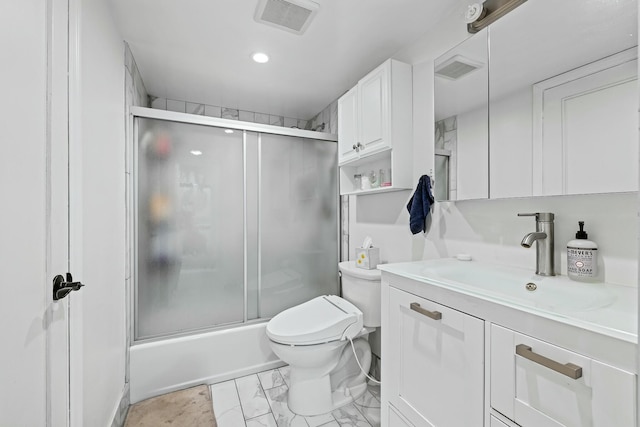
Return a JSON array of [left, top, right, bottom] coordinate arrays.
[[266, 261, 381, 416]]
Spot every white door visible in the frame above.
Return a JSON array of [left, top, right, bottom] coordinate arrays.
[[358, 62, 388, 152], [0, 1, 80, 425]]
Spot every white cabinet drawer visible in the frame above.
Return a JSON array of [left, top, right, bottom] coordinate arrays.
[[388, 287, 484, 427], [491, 324, 636, 426]]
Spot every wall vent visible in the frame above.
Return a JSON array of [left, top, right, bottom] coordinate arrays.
[[254, 0, 320, 35], [435, 55, 483, 80]]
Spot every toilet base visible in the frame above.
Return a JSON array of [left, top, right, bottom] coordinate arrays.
[[287, 337, 371, 416]]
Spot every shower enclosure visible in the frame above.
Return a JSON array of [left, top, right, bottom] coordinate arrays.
[[132, 107, 339, 341]]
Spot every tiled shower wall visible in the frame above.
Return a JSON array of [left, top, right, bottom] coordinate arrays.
[[149, 95, 339, 134], [125, 43, 149, 109], [150, 96, 311, 131], [306, 99, 338, 134]]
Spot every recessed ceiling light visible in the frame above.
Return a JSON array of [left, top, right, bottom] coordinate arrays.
[[190, 150, 203, 156], [252, 52, 269, 63], [224, 129, 234, 134]]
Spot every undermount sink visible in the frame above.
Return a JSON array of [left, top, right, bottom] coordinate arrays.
[[400, 258, 616, 313]]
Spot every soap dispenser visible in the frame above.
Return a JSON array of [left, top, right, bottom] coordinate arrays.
[[567, 221, 598, 281]]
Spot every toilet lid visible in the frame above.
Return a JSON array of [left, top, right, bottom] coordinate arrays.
[[266, 295, 363, 346]]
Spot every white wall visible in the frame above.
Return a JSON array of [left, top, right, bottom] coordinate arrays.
[[80, 0, 127, 425], [349, 8, 637, 287], [0, 1, 48, 425]]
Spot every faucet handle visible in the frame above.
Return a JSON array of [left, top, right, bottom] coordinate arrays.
[[518, 212, 554, 221]]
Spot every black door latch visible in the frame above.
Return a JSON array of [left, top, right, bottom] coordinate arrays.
[[53, 273, 84, 301]]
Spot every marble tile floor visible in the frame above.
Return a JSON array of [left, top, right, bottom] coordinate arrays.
[[211, 365, 381, 427]]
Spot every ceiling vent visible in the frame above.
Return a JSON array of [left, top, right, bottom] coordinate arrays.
[[254, 0, 320, 35], [435, 55, 483, 80]]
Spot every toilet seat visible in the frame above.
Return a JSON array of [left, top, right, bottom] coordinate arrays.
[[266, 295, 363, 346]]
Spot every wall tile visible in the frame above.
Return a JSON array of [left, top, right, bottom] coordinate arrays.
[[186, 102, 205, 115], [222, 108, 239, 120], [151, 97, 167, 110], [240, 110, 255, 122], [329, 101, 338, 133], [124, 42, 134, 74], [255, 113, 270, 125], [284, 117, 298, 128], [167, 99, 186, 113], [269, 115, 284, 127], [204, 105, 221, 118], [444, 115, 457, 131]]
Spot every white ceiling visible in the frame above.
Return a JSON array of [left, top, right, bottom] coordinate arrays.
[[109, 0, 459, 119]]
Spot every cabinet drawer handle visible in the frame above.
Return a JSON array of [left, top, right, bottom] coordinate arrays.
[[515, 344, 583, 379], [409, 302, 442, 320]]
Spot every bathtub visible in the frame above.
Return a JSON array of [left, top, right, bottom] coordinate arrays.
[[129, 322, 283, 403]]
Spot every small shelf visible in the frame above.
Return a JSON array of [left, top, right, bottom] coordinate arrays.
[[339, 146, 392, 167], [341, 185, 411, 196]]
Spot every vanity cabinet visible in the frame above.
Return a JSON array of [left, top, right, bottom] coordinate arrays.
[[337, 59, 412, 195], [380, 262, 637, 427], [386, 286, 484, 427], [491, 324, 636, 427]]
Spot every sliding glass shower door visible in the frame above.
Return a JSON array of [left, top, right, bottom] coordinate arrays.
[[259, 133, 339, 318], [134, 113, 338, 340]]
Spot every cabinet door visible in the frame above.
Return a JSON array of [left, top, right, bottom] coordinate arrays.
[[337, 86, 359, 164], [491, 325, 636, 427], [358, 62, 389, 153], [388, 287, 484, 427]]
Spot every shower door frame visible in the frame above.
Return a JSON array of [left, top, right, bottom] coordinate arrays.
[[128, 106, 340, 343]]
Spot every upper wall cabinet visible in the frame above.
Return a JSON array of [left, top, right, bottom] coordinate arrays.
[[489, 0, 637, 198], [338, 59, 413, 195], [434, 0, 638, 200]]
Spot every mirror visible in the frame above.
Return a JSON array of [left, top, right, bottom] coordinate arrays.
[[434, 29, 489, 201], [489, 0, 638, 198], [435, 0, 638, 200]]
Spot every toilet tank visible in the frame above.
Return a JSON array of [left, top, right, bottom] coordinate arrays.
[[338, 261, 381, 327]]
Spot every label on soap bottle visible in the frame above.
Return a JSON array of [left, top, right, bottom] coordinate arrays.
[[567, 247, 598, 277]]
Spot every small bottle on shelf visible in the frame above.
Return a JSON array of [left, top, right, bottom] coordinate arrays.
[[369, 170, 378, 188]]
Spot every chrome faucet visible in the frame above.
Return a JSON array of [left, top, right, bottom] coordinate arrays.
[[518, 212, 555, 276]]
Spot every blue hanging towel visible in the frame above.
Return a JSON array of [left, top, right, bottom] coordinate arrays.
[[406, 175, 434, 234]]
